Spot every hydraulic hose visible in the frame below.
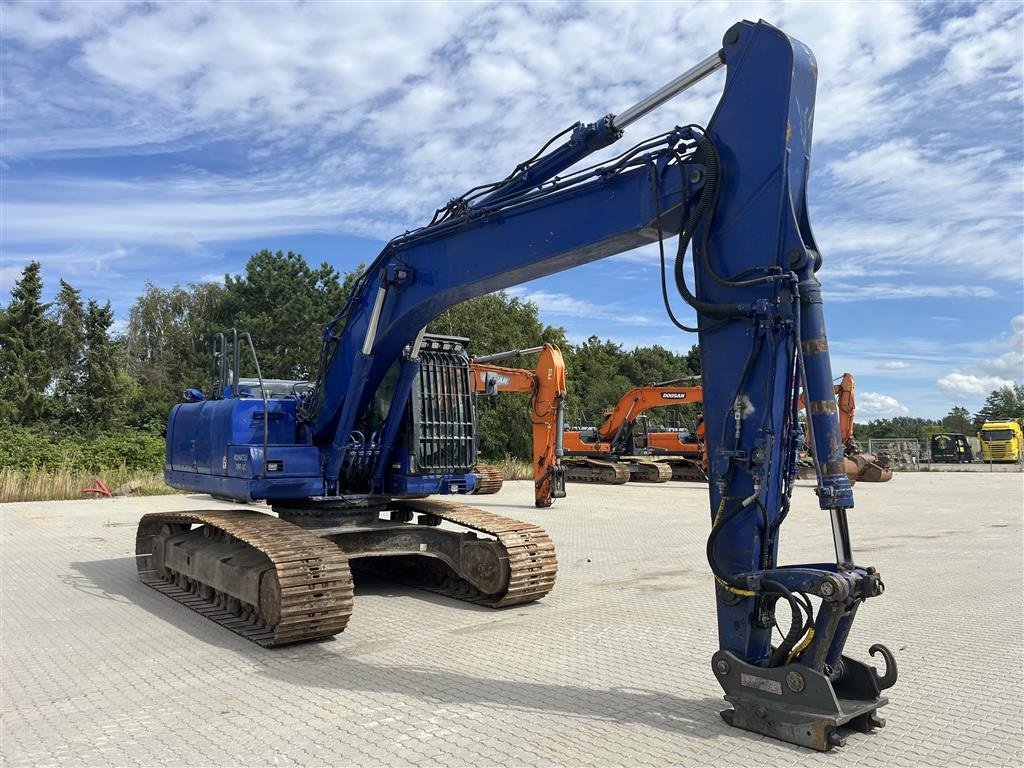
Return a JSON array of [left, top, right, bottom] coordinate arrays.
[[762, 578, 806, 666], [670, 140, 754, 319]]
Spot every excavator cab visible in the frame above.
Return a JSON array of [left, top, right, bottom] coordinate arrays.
[[630, 414, 651, 451]]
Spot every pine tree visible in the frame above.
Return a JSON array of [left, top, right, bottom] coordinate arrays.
[[80, 299, 120, 430], [0, 262, 52, 424], [973, 385, 1024, 430], [50, 280, 86, 424], [941, 405, 972, 435], [219, 250, 354, 379]]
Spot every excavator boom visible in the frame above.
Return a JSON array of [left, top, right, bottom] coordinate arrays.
[[470, 344, 568, 507]]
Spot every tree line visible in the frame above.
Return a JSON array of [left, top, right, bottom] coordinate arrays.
[[2, 250, 1021, 463]]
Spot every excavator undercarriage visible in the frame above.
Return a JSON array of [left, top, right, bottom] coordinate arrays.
[[137, 500, 556, 646], [563, 456, 631, 484]]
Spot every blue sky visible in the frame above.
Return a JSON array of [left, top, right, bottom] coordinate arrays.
[[2, 1, 1022, 419]]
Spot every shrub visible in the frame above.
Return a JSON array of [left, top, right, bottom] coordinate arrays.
[[0, 425, 164, 473]]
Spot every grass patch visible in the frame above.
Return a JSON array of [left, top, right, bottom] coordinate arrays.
[[492, 454, 533, 480], [0, 465, 177, 503]]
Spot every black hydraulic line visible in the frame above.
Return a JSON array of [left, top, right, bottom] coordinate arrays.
[[427, 123, 580, 224], [464, 131, 678, 214], [669, 142, 754, 319], [763, 578, 808, 666], [651, 159, 700, 333], [706, 493, 767, 589], [689, 136, 782, 291]]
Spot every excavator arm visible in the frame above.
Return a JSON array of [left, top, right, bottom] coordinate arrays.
[[470, 344, 568, 507], [835, 372, 856, 445]]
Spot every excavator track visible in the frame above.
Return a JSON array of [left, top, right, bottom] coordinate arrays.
[[390, 498, 557, 606], [666, 458, 709, 483], [625, 459, 673, 483], [136, 510, 353, 647], [473, 463, 504, 494], [564, 457, 630, 484]]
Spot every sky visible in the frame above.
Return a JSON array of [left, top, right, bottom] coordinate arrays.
[[2, 0, 1022, 420]]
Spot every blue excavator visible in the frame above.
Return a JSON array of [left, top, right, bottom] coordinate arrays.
[[136, 20, 896, 751]]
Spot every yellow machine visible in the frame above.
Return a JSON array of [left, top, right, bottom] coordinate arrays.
[[978, 420, 1024, 463]]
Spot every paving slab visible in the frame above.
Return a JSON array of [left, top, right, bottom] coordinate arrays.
[[2, 473, 1022, 767]]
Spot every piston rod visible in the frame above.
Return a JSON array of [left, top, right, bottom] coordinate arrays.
[[612, 51, 725, 130], [473, 346, 545, 364]]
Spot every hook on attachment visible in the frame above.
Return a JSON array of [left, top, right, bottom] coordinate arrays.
[[868, 643, 898, 690]]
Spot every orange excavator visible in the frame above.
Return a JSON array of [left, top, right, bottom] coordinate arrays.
[[563, 380, 707, 482], [469, 344, 570, 507], [798, 373, 893, 483]]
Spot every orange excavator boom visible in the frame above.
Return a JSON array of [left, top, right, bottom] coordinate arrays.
[[470, 344, 567, 507]]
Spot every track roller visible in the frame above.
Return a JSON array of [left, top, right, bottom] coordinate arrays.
[[564, 457, 631, 484]]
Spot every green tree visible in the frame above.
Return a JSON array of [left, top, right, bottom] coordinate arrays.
[[853, 417, 941, 444], [49, 280, 87, 424], [125, 281, 226, 427], [80, 299, 123, 430], [430, 293, 565, 355], [973, 384, 1024, 430], [624, 344, 693, 386], [563, 336, 634, 425], [684, 343, 701, 375], [0, 262, 52, 424], [941, 405, 972, 435], [219, 250, 353, 379]]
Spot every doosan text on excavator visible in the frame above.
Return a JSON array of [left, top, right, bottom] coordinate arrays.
[[136, 20, 897, 752]]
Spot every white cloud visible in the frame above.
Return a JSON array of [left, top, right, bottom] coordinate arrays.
[[937, 372, 1016, 398], [506, 288, 660, 327], [979, 314, 1024, 379], [826, 283, 997, 302], [168, 232, 202, 252], [856, 391, 910, 418], [821, 139, 1022, 281], [1, 0, 1019, 347], [0, 1, 132, 45], [939, 2, 1024, 87], [0, 265, 25, 294], [878, 361, 911, 371], [932, 316, 1024, 398]]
